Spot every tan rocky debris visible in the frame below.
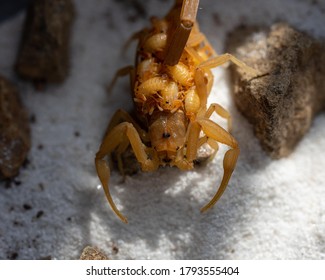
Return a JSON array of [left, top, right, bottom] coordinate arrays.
[[227, 23, 325, 158], [16, 0, 74, 85], [80, 246, 109, 260], [0, 76, 30, 178]]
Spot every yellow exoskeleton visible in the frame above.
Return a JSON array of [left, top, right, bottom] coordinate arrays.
[[95, 0, 258, 223]]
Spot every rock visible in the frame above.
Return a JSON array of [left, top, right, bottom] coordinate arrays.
[[15, 0, 74, 84], [227, 23, 325, 158], [80, 246, 109, 260], [0, 76, 30, 178]]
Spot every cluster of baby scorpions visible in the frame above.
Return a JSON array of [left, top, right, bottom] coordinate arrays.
[[95, 0, 257, 223]]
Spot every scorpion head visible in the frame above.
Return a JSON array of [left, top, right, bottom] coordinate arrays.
[[148, 110, 187, 165]]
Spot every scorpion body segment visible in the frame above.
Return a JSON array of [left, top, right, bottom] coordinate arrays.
[[149, 110, 187, 164], [95, 0, 258, 223]]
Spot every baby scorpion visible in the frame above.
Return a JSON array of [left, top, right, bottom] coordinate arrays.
[[95, 0, 257, 223]]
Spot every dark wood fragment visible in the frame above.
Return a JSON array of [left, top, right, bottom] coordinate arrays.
[[227, 23, 325, 158], [16, 0, 74, 84], [0, 75, 31, 178]]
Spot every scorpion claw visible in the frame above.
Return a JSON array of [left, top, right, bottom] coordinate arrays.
[[95, 157, 128, 224], [200, 148, 239, 213]]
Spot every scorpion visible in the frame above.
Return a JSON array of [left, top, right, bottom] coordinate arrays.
[[95, 0, 257, 223]]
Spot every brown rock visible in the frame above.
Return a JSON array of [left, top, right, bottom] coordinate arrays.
[[0, 76, 30, 178], [227, 23, 325, 158], [15, 0, 75, 84], [80, 246, 109, 260]]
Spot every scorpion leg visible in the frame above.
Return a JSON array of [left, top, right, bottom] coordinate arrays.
[[175, 120, 219, 169], [198, 136, 219, 152], [104, 109, 150, 177], [185, 121, 201, 163], [107, 66, 134, 94], [194, 67, 208, 114], [122, 30, 145, 55], [197, 135, 219, 162], [205, 103, 232, 132], [186, 47, 213, 95], [114, 137, 130, 179], [196, 119, 239, 213], [187, 31, 206, 48], [104, 109, 149, 142], [187, 27, 217, 59], [198, 53, 258, 76], [174, 121, 201, 170], [164, 0, 200, 66], [185, 45, 204, 63], [95, 122, 159, 223]]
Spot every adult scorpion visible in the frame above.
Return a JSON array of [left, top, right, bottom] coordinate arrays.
[[95, 0, 257, 223]]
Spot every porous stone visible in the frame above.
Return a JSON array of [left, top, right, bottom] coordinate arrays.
[[0, 76, 30, 178], [80, 246, 109, 260], [227, 23, 325, 158], [15, 0, 74, 84]]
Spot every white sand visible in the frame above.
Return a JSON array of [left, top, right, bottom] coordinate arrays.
[[0, 0, 324, 259]]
